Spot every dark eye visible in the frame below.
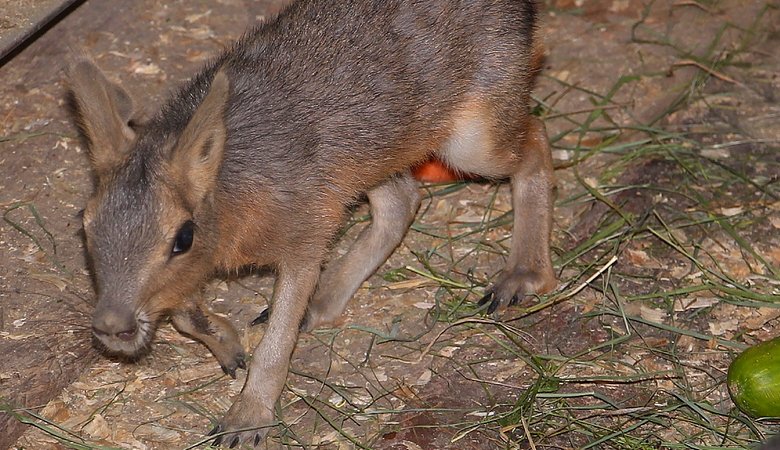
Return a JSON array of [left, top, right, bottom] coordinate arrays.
[[172, 220, 195, 255]]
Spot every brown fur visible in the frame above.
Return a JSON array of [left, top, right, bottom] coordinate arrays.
[[68, 0, 556, 446]]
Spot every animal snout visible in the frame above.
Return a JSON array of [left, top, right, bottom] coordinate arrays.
[[92, 307, 138, 342]]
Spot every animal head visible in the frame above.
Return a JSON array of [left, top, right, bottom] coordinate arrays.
[[69, 60, 230, 357]]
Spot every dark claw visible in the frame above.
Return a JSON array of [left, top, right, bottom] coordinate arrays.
[[509, 294, 520, 306], [213, 435, 223, 446], [221, 364, 238, 379], [254, 433, 261, 446], [229, 436, 240, 448], [207, 424, 222, 436], [477, 291, 494, 307], [298, 316, 310, 332], [487, 296, 500, 315], [478, 291, 500, 315], [250, 308, 270, 326]]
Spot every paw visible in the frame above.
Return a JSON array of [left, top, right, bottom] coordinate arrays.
[[211, 331, 247, 379], [299, 310, 318, 333], [217, 348, 246, 379], [478, 266, 556, 314], [209, 397, 274, 448], [300, 296, 346, 332]]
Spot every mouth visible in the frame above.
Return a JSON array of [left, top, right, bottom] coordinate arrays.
[[92, 312, 158, 360]]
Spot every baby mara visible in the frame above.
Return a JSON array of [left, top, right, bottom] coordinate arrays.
[[69, 0, 556, 446]]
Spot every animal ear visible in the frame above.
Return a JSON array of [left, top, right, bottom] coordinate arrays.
[[170, 69, 230, 206], [68, 59, 136, 178]]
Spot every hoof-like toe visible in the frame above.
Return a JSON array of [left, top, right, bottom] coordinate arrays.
[[249, 308, 269, 326], [219, 350, 246, 379], [477, 290, 500, 314], [211, 429, 266, 448], [211, 395, 273, 448], [221, 364, 237, 379], [477, 267, 556, 315]]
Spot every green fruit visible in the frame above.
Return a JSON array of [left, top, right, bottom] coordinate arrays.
[[727, 337, 780, 418]]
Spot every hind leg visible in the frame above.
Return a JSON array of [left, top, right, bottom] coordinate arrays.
[[480, 117, 557, 312], [444, 113, 556, 312], [303, 173, 421, 330]]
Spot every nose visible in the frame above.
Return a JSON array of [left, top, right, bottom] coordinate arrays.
[[92, 307, 138, 342]]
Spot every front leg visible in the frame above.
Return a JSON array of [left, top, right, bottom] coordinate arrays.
[[171, 299, 246, 379], [211, 262, 320, 448]]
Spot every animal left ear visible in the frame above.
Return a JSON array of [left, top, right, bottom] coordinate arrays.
[[170, 69, 230, 207]]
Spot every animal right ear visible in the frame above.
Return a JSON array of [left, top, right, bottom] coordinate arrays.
[[168, 69, 230, 208], [68, 59, 136, 178]]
